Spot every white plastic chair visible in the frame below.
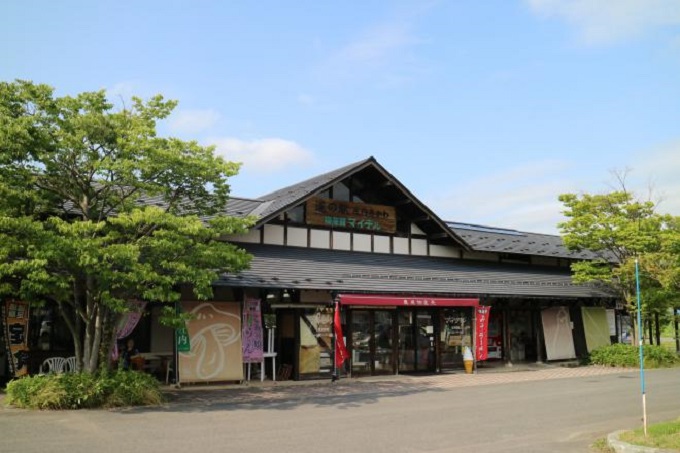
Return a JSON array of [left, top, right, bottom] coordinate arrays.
[[63, 356, 77, 373], [41, 357, 66, 374]]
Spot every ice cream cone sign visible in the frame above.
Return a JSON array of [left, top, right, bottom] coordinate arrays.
[[463, 346, 474, 374]]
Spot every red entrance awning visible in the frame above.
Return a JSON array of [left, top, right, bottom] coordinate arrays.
[[338, 294, 479, 308]]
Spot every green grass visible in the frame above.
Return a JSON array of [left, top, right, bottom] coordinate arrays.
[[5, 370, 164, 410], [619, 418, 680, 450], [590, 437, 615, 452]]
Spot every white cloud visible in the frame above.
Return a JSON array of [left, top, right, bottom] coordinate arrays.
[[106, 81, 139, 100], [168, 109, 221, 134], [428, 142, 680, 236], [334, 23, 419, 68], [630, 140, 680, 215], [319, 16, 428, 85], [526, 0, 680, 45], [210, 138, 315, 173], [429, 160, 579, 234]]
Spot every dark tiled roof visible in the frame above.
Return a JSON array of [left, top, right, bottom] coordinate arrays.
[[217, 243, 614, 299], [254, 157, 375, 222], [448, 222, 605, 261]]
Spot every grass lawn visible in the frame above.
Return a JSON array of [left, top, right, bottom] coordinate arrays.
[[619, 418, 680, 450]]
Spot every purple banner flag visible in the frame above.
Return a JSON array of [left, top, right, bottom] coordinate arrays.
[[242, 299, 264, 363]]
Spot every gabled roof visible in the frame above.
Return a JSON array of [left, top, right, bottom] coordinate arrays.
[[255, 157, 375, 221], [447, 222, 605, 261], [232, 156, 469, 249], [217, 243, 615, 299]]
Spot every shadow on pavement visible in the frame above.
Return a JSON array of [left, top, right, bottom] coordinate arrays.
[[115, 379, 446, 414]]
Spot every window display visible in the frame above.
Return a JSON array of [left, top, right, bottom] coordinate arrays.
[[298, 307, 333, 377], [440, 309, 472, 369]]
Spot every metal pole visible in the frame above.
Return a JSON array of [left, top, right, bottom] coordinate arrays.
[[674, 307, 679, 353], [174, 301, 180, 388], [331, 299, 338, 382], [635, 259, 647, 437]]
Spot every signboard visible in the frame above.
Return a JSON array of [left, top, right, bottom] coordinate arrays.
[[475, 306, 490, 361], [2, 300, 31, 378], [305, 197, 396, 233], [582, 307, 611, 352], [541, 306, 576, 360], [242, 299, 264, 363], [176, 326, 190, 352], [179, 301, 243, 383], [339, 294, 479, 307]]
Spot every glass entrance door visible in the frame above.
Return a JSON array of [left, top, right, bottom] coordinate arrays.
[[398, 310, 436, 373], [374, 311, 394, 374], [350, 310, 395, 376], [415, 311, 435, 372]]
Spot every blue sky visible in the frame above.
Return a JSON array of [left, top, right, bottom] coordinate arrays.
[[3, 0, 680, 233]]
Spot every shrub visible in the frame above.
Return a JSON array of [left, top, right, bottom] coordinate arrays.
[[5, 370, 163, 410], [589, 343, 679, 368]]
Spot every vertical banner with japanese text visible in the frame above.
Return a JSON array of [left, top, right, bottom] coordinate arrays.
[[475, 306, 491, 361], [2, 300, 31, 378], [242, 299, 264, 363]]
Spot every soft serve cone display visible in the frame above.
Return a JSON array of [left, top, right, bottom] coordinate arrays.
[[463, 346, 474, 374]]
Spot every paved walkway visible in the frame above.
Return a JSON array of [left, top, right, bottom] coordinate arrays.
[[163, 364, 637, 407]]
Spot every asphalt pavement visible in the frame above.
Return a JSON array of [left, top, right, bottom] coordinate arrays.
[[1, 365, 678, 453]]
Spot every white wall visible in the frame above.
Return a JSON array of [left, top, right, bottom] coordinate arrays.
[[393, 237, 409, 255], [310, 229, 331, 248], [287, 227, 307, 247], [226, 228, 261, 244], [353, 233, 372, 252], [263, 224, 285, 245], [333, 231, 351, 250], [374, 235, 391, 254], [411, 238, 428, 256], [430, 244, 460, 258], [411, 223, 426, 235]]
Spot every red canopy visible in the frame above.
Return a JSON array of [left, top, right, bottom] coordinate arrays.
[[337, 294, 479, 307]]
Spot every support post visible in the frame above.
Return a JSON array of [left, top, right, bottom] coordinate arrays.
[[674, 308, 679, 354], [635, 259, 647, 437], [502, 306, 512, 367], [331, 298, 338, 383]]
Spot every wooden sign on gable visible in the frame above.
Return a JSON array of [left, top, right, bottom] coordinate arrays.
[[305, 197, 396, 233]]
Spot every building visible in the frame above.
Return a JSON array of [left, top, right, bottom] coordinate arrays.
[[1, 157, 621, 383]]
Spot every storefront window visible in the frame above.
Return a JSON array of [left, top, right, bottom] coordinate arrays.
[[351, 311, 370, 375], [398, 311, 415, 372], [374, 311, 393, 374], [440, 309, 472, 370], [298, 307, 333, 378]]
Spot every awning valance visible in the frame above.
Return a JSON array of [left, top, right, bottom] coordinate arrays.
[[338, 294, 479, 307]]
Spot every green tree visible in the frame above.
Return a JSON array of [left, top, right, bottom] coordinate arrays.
[[0, 80, 253, 373], [558, 190, 668, 340], [644, 216, 680, 292]]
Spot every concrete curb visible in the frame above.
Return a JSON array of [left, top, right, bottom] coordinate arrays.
[[607, 430, 678, 453]]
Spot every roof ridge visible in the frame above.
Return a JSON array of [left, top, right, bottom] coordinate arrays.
[[257, 156, 374, 201]]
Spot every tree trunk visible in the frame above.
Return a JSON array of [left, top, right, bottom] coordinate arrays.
[[647, 319, 653, 346], [654, 312, 661, 346]]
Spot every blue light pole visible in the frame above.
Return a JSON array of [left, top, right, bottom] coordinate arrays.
[[635, 258, 647, 436]]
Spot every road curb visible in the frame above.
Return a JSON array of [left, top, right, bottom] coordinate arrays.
[[607, 430, 677, 453]]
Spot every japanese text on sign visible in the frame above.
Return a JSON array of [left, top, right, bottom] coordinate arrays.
[[402, 299, 438, 307], [306, 197, 396, 233], [475, 306, 491, 361]]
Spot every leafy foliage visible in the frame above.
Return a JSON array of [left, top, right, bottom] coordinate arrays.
[[0, 80, 253, 372], [5, 371, 163, 409], [558, 190, 674, 320], [589, 343, 679, 368]]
